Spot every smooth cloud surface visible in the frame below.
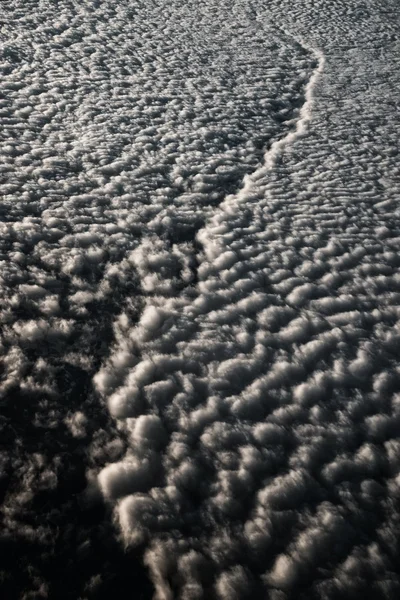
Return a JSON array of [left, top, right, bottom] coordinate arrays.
[[2, 0, 400, 598]]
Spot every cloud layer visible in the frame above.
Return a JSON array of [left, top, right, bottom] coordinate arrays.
[[2, 0, 400, 598]]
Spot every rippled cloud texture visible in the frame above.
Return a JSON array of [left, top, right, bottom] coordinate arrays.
[[2, 0, 400, 598]]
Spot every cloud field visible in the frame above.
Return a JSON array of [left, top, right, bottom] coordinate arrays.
[[1, 0, 400, 598]]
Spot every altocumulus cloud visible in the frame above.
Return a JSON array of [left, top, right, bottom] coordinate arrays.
[[2, 0, 400, 599]]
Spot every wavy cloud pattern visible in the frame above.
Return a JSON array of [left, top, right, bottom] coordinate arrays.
[[2, 0, 400, 598]]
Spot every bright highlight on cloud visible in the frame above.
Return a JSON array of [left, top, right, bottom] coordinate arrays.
[[1, 0, 400, 598]]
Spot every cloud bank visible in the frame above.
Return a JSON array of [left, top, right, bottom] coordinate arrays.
[[2, 0, 400, 598]]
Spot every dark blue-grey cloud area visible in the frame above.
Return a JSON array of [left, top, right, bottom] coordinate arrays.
[[1, 0, 400, 598]]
